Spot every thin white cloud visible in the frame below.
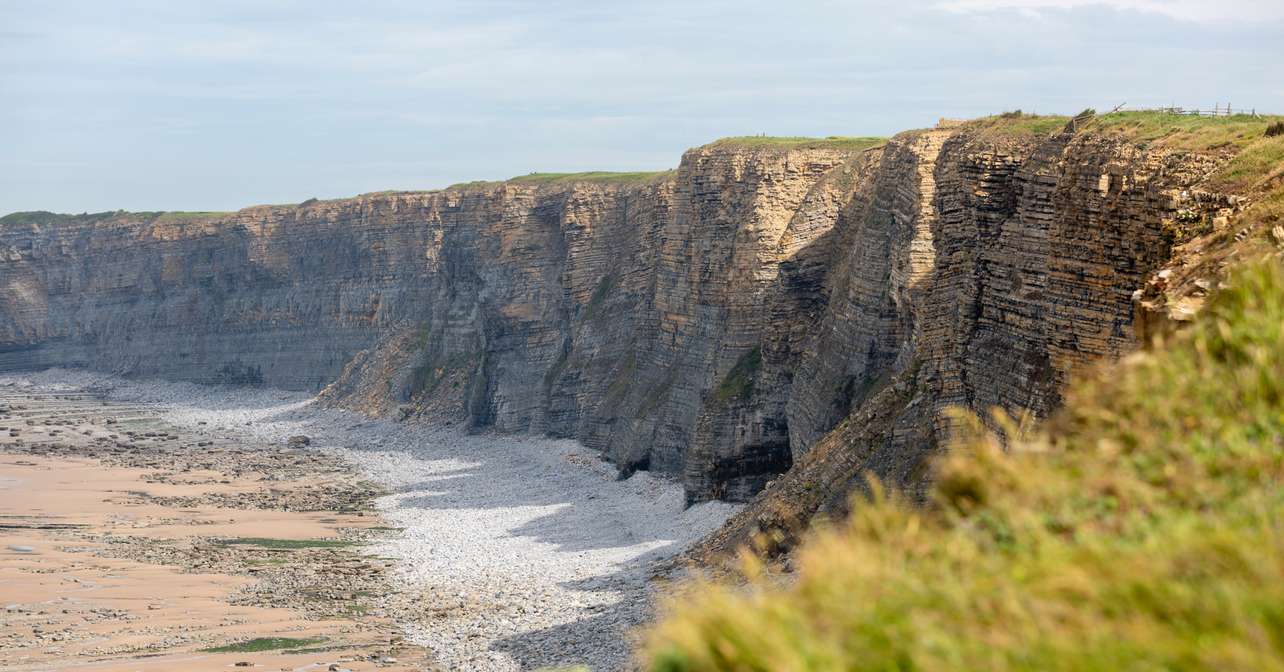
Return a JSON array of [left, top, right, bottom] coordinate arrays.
[[2, 0, 1281, 212], [937, 0, 1284, 22]]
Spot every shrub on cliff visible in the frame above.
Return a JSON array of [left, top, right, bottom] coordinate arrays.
[[713, 347, 762, 403], [644, 259, 1284, 671]]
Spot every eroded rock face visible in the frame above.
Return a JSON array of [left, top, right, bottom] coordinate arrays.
[[0, 128, 1236, 504], [691, 123, 1242, 555]]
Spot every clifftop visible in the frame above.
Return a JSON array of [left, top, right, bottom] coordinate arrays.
[[703, 136, 887, 151], [0, 209, 230, 228], [2, 113, 1280, 509], [12, 111, 1278, 224]]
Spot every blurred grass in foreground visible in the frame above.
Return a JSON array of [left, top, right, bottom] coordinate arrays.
[[644, 258, 1284, 672]]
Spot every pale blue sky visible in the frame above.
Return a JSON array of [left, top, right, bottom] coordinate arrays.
[[2, 0, 1281, 213]]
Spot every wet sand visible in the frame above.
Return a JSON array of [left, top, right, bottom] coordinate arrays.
[[0, 388, 435, 671]]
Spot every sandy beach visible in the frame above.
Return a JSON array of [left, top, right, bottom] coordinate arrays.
[[0, 372, 739, 671], [0, 383, 433, 671]]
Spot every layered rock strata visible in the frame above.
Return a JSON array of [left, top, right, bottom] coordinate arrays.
[[0, 124, 1240, 504], [691, 124, 1247, 556]]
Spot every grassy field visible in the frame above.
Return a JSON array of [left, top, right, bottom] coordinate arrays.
[[959, 110, 1284, 199], [0, 210, 229, 227], [957, 110, 1284, 159], [1207, 135, 1284, 194], [707, 136, 886, 151], [962, 111, 1072, 138], [644, 258, 1284, 671], [1089, 111, 1284, 152], [507, 170, 674, 184], [1080, 111, 1284, 197]]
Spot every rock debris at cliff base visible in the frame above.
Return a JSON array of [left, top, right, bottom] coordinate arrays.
[[4, 369, 739, 671]]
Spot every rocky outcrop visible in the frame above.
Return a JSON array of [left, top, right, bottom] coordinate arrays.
[[691, 120, 1247, 556], [0, 122, 1244, 505]]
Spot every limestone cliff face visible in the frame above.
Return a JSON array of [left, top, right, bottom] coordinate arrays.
[[0, 142, 869, 501], [692, 122, 1242, 555], [0, 124, 1240, 506], [0, 203, 442, 389]]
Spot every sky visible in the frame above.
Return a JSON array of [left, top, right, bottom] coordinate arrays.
[[2, 0, 1281, 213]]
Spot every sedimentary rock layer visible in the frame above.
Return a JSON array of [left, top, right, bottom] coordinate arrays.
[[0, 124, 1239, 503]]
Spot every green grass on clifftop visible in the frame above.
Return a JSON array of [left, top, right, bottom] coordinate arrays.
[[1207, 135, 1284, 194], [507, 170, 674, 184], [1089, 111, 1284, 152], [707, 136, 885, 151], [962, 111, 1071, 138], [957, 110, 1284, 155], [0, 210, 117, 227], [645, 258, 1284, 672], [0, 210, 229, 227]]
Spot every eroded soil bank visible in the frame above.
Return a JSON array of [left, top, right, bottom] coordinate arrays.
[[0, 372, 739, 671]]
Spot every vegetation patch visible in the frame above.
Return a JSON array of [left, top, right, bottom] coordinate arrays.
[[544, 348, 572, 390], [444, 179, 501, 190], [1088, 111, 1284, 151], [201, 636, 327, 653], [508, 171, 673, 185], [1, 211, 112, 227], [279, 643, 354, 655], [1170, 189, 1284, 286], [151, 211, 230, 223], [605, 351, 638, 404], [584, 274, 617, 321], [647, 259, 1284, 671], [214, 537, 360, 550], [412, 322, 433, 350], [713, 347, 761, 403], [408, 350, 477, 399], [344, 602, 370, 616], [1206, 135, 1284, 194], [637, 369, 678, 420], [244, 557, 290, 567], [405, 321, 473, 399], [357, 189, 433, 198], [963, 111, 1071, 138], [708, 136, 885, 151], [0, 210, 229, 228]]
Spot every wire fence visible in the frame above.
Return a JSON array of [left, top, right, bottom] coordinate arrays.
[[1063, 103, 1267, 132], [1118, 103, 1263, 117]]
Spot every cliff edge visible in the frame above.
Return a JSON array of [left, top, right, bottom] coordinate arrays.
[[3, 112, 1280, 508]]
